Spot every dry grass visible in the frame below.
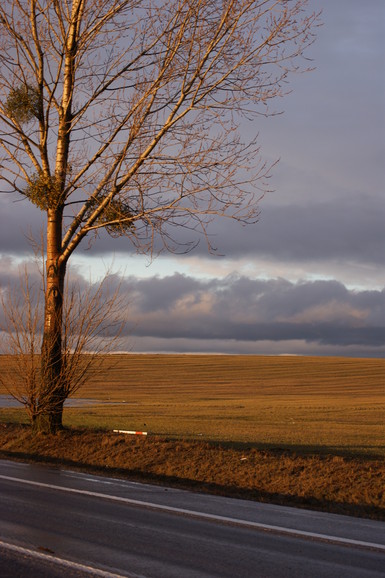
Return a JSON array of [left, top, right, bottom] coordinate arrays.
[[1, 355, 384, 519], [0, 423, 384, 520]]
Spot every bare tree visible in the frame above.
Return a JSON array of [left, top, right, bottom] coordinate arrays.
[[0, 0, 319, 432], [1, 264, 125, 427]]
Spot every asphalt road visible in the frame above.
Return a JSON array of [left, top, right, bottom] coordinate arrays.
[[0, 459, 384, 577]]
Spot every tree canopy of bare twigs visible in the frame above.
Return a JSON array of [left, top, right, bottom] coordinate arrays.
[[0, 0, 319, 432], [0, 265, 125, 424]]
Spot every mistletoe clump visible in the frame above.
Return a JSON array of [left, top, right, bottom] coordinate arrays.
[[24, 174, 62, 211], [5, 84, 40, 124], [92, 195, 135, 237]]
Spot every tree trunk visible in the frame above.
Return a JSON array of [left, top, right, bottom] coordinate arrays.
[[34, 208, 66, 434]]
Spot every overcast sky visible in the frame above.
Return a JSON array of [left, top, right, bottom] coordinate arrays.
[[1, 0, 384, 357]]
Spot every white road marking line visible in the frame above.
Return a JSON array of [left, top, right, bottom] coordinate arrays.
[[0, 539, 139, 578], [1, 473, 384, 553], [62, 470, 157, 490], [0, 460, 30, 469]]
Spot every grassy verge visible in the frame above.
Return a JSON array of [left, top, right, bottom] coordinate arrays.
[[0, 423, 384, 521]]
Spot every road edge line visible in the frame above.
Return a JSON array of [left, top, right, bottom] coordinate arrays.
[[0, 539, 139, 578], [1, 473, 384, 553]]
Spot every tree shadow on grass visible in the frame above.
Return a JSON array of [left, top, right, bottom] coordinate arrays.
[[205, 439, 385, 461]]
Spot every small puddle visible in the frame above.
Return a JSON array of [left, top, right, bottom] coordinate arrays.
[[0, 395, 128, 408]]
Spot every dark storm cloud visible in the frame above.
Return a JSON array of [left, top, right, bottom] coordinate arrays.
[[190, 195, 385, 265], [0, 196, 44, 255], [1, 192, 384, 270], [74, 193, 385, 268], [271, 197, 383, 264], [122, 273, 385, 351]]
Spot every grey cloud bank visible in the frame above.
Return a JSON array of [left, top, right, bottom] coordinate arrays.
[[1, 257, 383, 357], [121, 273, 385, 357]]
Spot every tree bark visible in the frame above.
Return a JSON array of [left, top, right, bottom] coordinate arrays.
[[34, 208, 66, 434]]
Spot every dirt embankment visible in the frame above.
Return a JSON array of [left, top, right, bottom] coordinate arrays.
[[1, 423, 384, 521]]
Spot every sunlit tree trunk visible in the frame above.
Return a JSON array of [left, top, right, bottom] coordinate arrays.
[[34, 208, 66, 433]]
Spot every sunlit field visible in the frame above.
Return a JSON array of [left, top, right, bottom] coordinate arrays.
[[1, 355, 384, 457]]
